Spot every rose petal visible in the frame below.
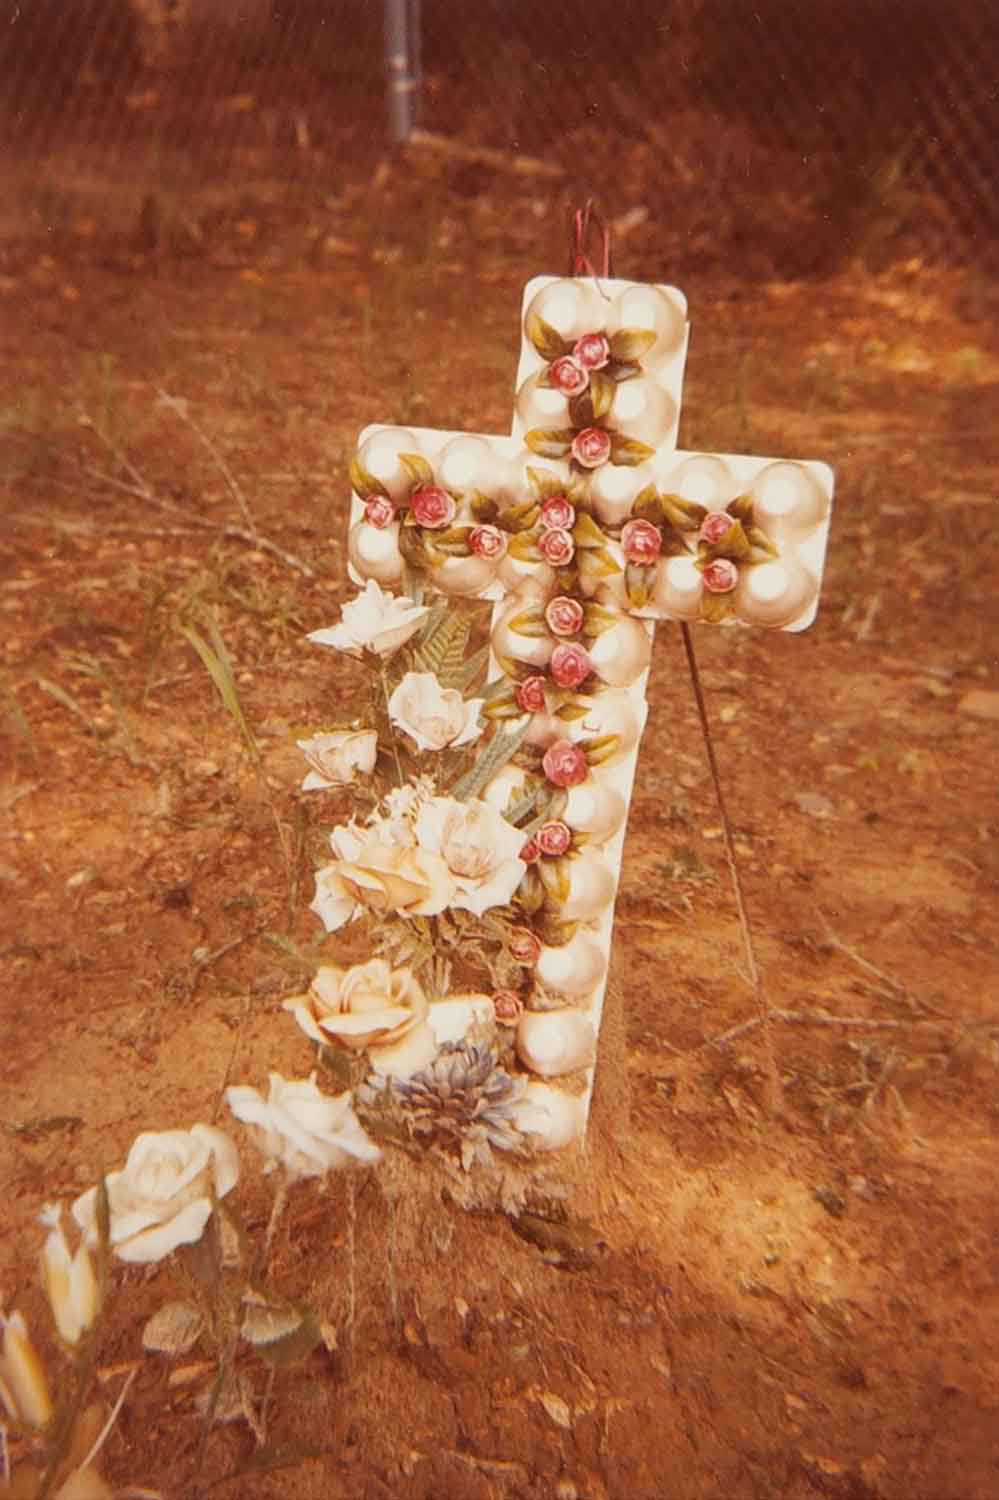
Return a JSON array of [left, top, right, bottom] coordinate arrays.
[[115, 1198, 214, 1264]]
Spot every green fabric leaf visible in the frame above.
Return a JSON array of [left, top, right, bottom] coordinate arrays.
[[525, 427, 574, 460], [609, 433, 655, 467], [604, 358, 641, 383], [587, 370, 616, 420], [244, 1303, 323, 1369], [506, 604, 547, 638], [608, 326, 657, 361], [700, 518, 751, 562], [659, 492, 706, 530], [577, 547, 622, 580], [411, 608, 471, 686], [572, 510, 608, 548], [460, 643, 492, 693], [499, 498, 542, 532], [700, 592, 734, 624], [582, 733, 621, 766], [625, 562, 653, 609], [398, 452, 435, 488], [470, 489, 498, 521], [348, 452, 390, 501], [506, 532, 543, 562], [526, 313, 574, 361], [450, 716, 534, 802], [632, 483, 663, 523], [568, 391, 595, 428], [526, 466, 567, 503]]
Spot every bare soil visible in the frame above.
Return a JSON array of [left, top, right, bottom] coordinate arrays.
[[2, 135, 998, 1500]]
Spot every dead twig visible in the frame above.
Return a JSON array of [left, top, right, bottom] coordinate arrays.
[[702, 1006, 999, 1050], [155, 388, 257, 539], [80, 410, 316, 578], [814, 907, 948, 1018], [11, 506, 316, 580], [406, 128, 564, 178]]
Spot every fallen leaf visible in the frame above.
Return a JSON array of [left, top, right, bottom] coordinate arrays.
[[142, 1300, 203, 1357], [539, 1391, 573, 1429]]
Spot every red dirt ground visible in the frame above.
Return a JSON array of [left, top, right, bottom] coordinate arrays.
[[2, 138, 998, 1500]]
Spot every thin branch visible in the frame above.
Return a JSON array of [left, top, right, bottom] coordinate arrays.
[[155, 388, 257, 538], [77, 1365, 139, 1473], [702, 1006, 999, 1050], [813, 906, 942, 1013], [679, 622, 782, 1112], [11, 506, 316, 579]]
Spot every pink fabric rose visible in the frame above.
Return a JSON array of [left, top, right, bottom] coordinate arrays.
[[573, 332, 611, 371], [509, 926, 542, 965], [493, 989, 524, 1025], [365, 496, 396, 530], [540, 495, 576, 531], [621, 517, 662, 565], [542, 739, 589, 788], [410, 484, 457, 530], [702, 558, 739, 593], [538, 527, 575, 567], [699, 511, 735, 546], [468, 523, 507, 559], [520, 836, 541, 863], [544, 595, 584, 637], [571, 426, 612, 469], [550, 642, 593, 689], [548, 355, 589, 397], [516, 675, 549, 714], [537, 820, 572, 857]]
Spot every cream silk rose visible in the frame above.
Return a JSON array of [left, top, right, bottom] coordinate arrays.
[[285, 960, 437, 1077], [310, 821, 455, 932], [226, 1073, 380, 1178], [388, 671, 484, 753], [297, 729, 377, 790], [308, 579, 429, 658], [71, 1125, 239, 1265], [415, 796, 526, 917]]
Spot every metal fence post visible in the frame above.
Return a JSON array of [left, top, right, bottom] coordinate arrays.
[[385, 0, 422, 143]]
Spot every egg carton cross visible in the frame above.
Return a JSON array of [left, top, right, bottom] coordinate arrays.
[[294, 275, 833, 1162]]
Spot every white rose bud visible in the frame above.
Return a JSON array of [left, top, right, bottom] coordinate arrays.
[[39, 1204, 99, 1346], [0, 1310, 53, 1429], [297, 729, 377, 791]]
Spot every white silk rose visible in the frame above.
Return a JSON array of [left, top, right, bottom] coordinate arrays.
[[297, 729, 378, 790], [71, 1125, 239, 1265], [284, 960, 437, 1077], [308, 579, 429, 659], [310, 821, 455, 931], [388, 671, 484, 753], [226, 1073, 380, 1178], [415, 796, 526, 916]]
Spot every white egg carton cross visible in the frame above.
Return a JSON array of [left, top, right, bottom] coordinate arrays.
[[322, 275, 833, 1154]]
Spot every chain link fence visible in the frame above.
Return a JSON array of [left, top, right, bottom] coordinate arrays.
[[1, 0, 996, 276]]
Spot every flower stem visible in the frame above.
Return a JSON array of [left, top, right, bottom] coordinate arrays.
[[379, 664, 406, 788], [262, 1176, 290, 1270]]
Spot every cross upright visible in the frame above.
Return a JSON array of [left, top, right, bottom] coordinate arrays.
[[316, 271, 833, 1154]]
